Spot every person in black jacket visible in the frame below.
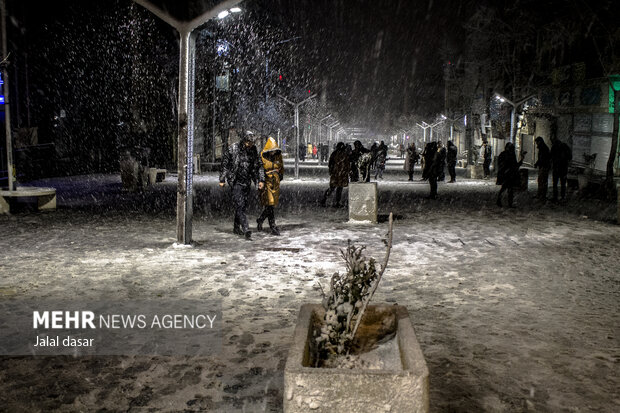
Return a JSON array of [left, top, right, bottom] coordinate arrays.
[[321, 142, 350, 207], [496, 142, 526, 207], [446, 140, 458, 183], [219, 131, 264, 240], [534, 136, 552, 201], [404, 142, 419, 181], [482, 141, 492, 178], [350, 140, 371, 182], [422, 141, 440, 199], [437, 141, 447, 182], [374, 141, 388, 180], [550, 136, 572, 202]]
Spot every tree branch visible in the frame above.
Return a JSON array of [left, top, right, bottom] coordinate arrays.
[[350, 212, 394, 342]]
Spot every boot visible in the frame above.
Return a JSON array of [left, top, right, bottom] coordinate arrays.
[[270, 227, 280, 236], [256, 218, 263, 231]]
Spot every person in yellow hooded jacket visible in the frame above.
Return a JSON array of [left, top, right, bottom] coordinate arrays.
[[256, 137, 284, 235]]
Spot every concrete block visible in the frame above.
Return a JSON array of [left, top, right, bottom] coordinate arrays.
[[284, 304, 429, 413], [349, 182, 378, 223], [467, 164, 484, 179], [148, 168, 167, 185]]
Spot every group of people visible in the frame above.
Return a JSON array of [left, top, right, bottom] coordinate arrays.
[[219, 130, 574, 238], [320, 140, 390, 206], [495, 135, 572, 207], [534, 135, 572, 203], [298, 143, 330, 162], [421, 141, 459, 198], [219, 131, 284, 240]]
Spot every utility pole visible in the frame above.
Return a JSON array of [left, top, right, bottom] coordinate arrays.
[[1, 0, 14, 190], [279, 94, 316, 178]]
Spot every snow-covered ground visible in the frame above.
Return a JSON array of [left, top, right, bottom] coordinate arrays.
[[0, 166, 618, 412]]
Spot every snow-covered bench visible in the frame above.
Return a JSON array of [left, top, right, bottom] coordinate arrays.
[[0, 187, 56, 214]]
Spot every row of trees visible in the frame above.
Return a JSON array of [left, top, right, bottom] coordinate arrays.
[[441, 1, 619, 188]]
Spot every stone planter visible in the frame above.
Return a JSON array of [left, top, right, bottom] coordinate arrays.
[[284, 304, 429, 413]]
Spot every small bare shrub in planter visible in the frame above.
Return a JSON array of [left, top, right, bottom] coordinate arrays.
[[284, 213, 429, 412]]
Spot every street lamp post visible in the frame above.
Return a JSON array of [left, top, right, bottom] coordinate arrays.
[[1, 0, 14, 190], [494, 93, 534, 143], [429, 119, 445, 142], [416, 122, 430, 143], [134, 0, 242, 245], [279, 94, 317, 178], [327, 121, 340, 152], [442, 114, 466, 142]]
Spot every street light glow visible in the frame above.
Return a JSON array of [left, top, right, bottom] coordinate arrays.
[[230, 7, 242, 13], [218, 10, 229, 19]]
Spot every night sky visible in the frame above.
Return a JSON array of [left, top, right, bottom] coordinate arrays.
[[3, 0, 618, 172]]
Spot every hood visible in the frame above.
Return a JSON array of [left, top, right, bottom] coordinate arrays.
[[262, 137, 281, 153]]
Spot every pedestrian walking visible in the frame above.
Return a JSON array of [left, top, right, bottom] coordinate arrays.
[[256, 137, 284, 236], [404, 142, 419, 181], [219, 130, 264, 240], [321, 142, 350, 208], [482, 141, 492, 178], [496, 142, 526, 207], [374, 141, 388, 180], [534, 136, 551, 200], [446, 140, 458, 183], [299, 144, 306, 162], [550, 136, 572, 202], [399, 143, 405, 158], [312, 144, 318, 159], [350, 140, 371, 182], [422, 141, 440, 199], [369, 142, 378, 172]]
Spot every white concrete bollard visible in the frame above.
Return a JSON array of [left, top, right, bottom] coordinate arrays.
[[348, 182, 378, 223]]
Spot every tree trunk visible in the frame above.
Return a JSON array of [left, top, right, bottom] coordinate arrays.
[[466, 111, 474, 165], [606, 86, 619, 197]]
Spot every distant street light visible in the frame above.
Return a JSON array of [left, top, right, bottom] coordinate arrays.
[[218, 6, 241, 19], [494, 93, 534, 143], [279, 93, 317, 179]]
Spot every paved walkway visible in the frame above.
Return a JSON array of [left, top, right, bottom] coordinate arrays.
[[0, 173, 618, 412]]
